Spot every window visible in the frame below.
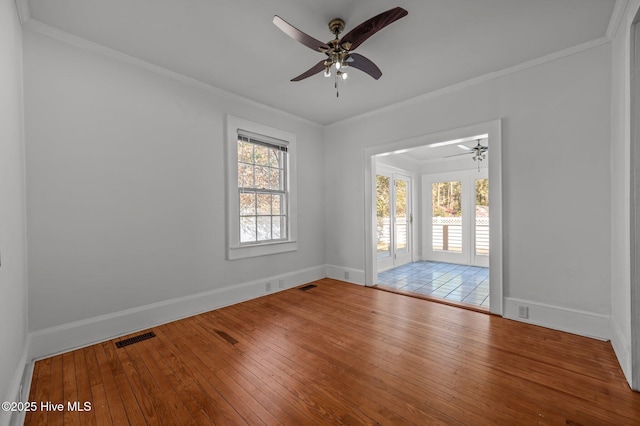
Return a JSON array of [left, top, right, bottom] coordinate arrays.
[[226, 116, 297, 260], [238, 134, 287, 244]]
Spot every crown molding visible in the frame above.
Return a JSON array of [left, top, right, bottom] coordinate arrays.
[[327, 36, 610, 128], [14, 0, 30, 24], [607, 0, 630, 40], [23, 19, 322, 128]]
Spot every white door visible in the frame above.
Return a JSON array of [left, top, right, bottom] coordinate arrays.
[[423, 170, 488, 266], [376, 172, 412, 271]]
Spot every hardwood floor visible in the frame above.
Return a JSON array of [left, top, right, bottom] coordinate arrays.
[[24, 278, 640, 425]]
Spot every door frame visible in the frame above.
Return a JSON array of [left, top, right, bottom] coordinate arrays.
[[630, 8, 640, 391], [364, 120, 503, 316]]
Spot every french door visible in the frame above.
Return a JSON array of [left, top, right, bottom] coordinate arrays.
[[423, 170, 489, 267], [376, 171, 412, 272]]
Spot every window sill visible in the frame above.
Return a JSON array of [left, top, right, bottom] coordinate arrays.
[[227, 240, 298, 260]]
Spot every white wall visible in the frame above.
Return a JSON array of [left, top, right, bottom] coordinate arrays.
[[611, 0, 640, 389], [325, 44, 612, 332], [23, 29, 325, 335], [0, 0, 29, 422]]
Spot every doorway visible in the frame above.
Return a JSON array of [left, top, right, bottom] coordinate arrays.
[[364, 120, 503, 316], [376, 169, 412, 271]]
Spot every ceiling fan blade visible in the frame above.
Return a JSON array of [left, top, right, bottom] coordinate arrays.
[[346, 53, 382, 80], [273, 16, 330, 52], [445, 152, 474, 158], [291, 60, 326, 81], [340, 7, 408, 51], [457, 144, 473, 151]]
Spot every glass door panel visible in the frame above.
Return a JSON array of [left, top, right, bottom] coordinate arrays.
[[376, 171, 412, 272], [432, 181, 462, 253], [376, 175, 391, 260], [395, 179, 408, 254], [475, 178, 490, 256]]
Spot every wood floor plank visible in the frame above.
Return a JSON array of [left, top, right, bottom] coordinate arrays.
[[26, 357, 50, 426], [47, 354, 64, 426], [99, 341, 146, 426], [83, 347, 114, 426], [129, 334, 206, 426], [142, 333, 216, 426], [156, 321, 305, 425], [25, 279, 640, 425], [157, 321, 256, 425], [73, 347, 97, 426], [112, 339, 164, 426], [189, 312, 357, 425], [62, 352, 80, 426], [93, 342, 134, 425]]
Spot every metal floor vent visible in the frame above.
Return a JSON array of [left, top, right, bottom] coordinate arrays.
[[115, 331, 156, 348], [299, 284, 317, 291]]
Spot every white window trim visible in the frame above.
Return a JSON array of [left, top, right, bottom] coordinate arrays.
[[226, 115, 298, 260]]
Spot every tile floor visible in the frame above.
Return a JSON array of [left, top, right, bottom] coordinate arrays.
[[376, 261, 490, 309]]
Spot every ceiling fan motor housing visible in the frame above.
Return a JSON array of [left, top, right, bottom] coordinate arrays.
[[328, 18, 345, 36]]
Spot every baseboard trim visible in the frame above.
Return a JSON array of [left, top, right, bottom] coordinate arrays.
[[610, 317, 633, 386], [504, 297, 610, 340], [325, 265, 366, 286], [29, 265, 326, 361], [1, 335, 30, 426]]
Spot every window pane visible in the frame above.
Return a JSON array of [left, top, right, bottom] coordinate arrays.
[[257, 193, 271, 215], [432, 181, 462, 253], [240, 193, 255, 215], [273, 216, 286, 239], [254, 166, 269, 189], [254, 145, 269, 165], [376, 175, 391, 259], [238, 140, 253, 164], [257, 216, 271, 241], [269, 149, 281, 168], [272, 217, 282, 239], [238, 164, 253, 188], [272, 194, 282, 215], [475, 178, 490, 256], [240, 217, 257, 243], [270, 168, 281, 190]]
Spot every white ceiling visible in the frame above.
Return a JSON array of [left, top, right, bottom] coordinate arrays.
[[381, 135, 489, 164], [25, 0, 617, 125]]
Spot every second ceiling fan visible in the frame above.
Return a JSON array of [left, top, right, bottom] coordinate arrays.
[[273, 7, 408, 86]]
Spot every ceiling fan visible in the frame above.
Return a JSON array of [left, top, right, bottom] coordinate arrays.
[[273, 7, 408, 91], [446, 139, 489, 162]]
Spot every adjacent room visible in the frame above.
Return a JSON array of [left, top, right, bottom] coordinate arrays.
[[2, 0, 640, 424], [374, 135, 492, 310]]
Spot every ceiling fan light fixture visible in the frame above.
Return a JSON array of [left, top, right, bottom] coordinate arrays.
[[324, 67, 331, 77], [341, 71, 348, 80]]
